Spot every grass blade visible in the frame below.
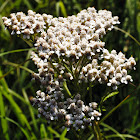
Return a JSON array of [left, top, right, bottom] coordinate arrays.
[[0, 88, 10, 140], [0, 59, 32, 80], [137, 12, 140, 39], [63, 81, 72, 97], [0, 116, 31, 140], [103, 91, 119, 102], [3, 60, 34, 74], [56, 2, 60, 17], [114, 26, 140, 46], [40, 124, 48, 138], [60, 128, 68, 140], [22, 88, 38, 132], [56, 1, 67, 17], [1, 87, 30, 128], [88, 134, 94, 140], [47, 127, 60, 138], [0, 70, 36, 138], [0, 0, 9, 13], [106, 134, 139, 140], [8, 88, 27, 103], [100, 95, 130, 124], [101, 123, 125, 140], [20, 50, 31, 88], [0, 48, 35, 57], [23, 0, 33, 9]]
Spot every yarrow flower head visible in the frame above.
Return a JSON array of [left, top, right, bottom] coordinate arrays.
[[3, 7, 136, 130]]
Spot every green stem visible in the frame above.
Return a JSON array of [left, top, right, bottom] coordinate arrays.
[[63, 62, 72, 74], [77, 56, 87, 78], [0, 59, 31, 80], [70, 61, 76, 79], [0, 48, 35, 57], [48, 59, 60, 74], [21, 38, 34, 47], [74, 55, 85, 77], [114, 26, 140, 46], [63, 80, 72, 97], [99, 88, 113, 112], [93, 121, 103, 140], [100, 84, 138, 124], [3, 61, 34, 74], [60, 58, 75, 78], [99, 95, 130, 124]]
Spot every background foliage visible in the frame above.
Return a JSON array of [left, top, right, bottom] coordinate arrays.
[[0, 0, 140, 139]]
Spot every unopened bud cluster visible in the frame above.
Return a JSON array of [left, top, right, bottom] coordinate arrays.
[[3, 7, 136, 130], [33, 91, 101, 130]]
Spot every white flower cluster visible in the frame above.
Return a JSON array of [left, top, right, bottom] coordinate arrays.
[[3, 7, 136, 130], [33, 91, 101, 130], [2, 10, 53, 39], [2, 7, 119, 40], [33, 7, 119, 60], [80, 49, 136, 90]]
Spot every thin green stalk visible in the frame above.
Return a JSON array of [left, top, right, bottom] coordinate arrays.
[[100, 83, 138, 124], [70, 61, 80, 93], [21, 38, 34, 47], [99, 95, 130, 124], [48, 59, 60, 75], [101, 123, 125, 140], [96, 122, 102, 139], [99, 90, 119, 112], [63, 80, 72, 97], [88, 134, 94, 140], [93, 121, 103, 140], [93, 123, 98, 140], [8, 88, 28, 104], [0, 48, 35, 57], [70, 61, 76, 79], [20, 50, 32, 88], [106, 134, 139, 140], [114, 26, 140, 46], [3, 61, 34, 74], [77, 56, 88, 78], [63, 62, 72, 74], [0, 59, 31, 80], [58, 58, 73, 75], [61, 59, 80, 94], [74, 55, 84, 75]]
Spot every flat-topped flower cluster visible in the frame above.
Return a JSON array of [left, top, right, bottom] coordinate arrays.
[[3, 7, 136, 130]]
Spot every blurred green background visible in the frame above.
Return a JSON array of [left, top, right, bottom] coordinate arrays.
[[0, 0, 140, 139]]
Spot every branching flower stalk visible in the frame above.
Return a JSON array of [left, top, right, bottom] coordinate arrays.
[[2, 7, 136, 139], [93, 121, 103, 140]]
